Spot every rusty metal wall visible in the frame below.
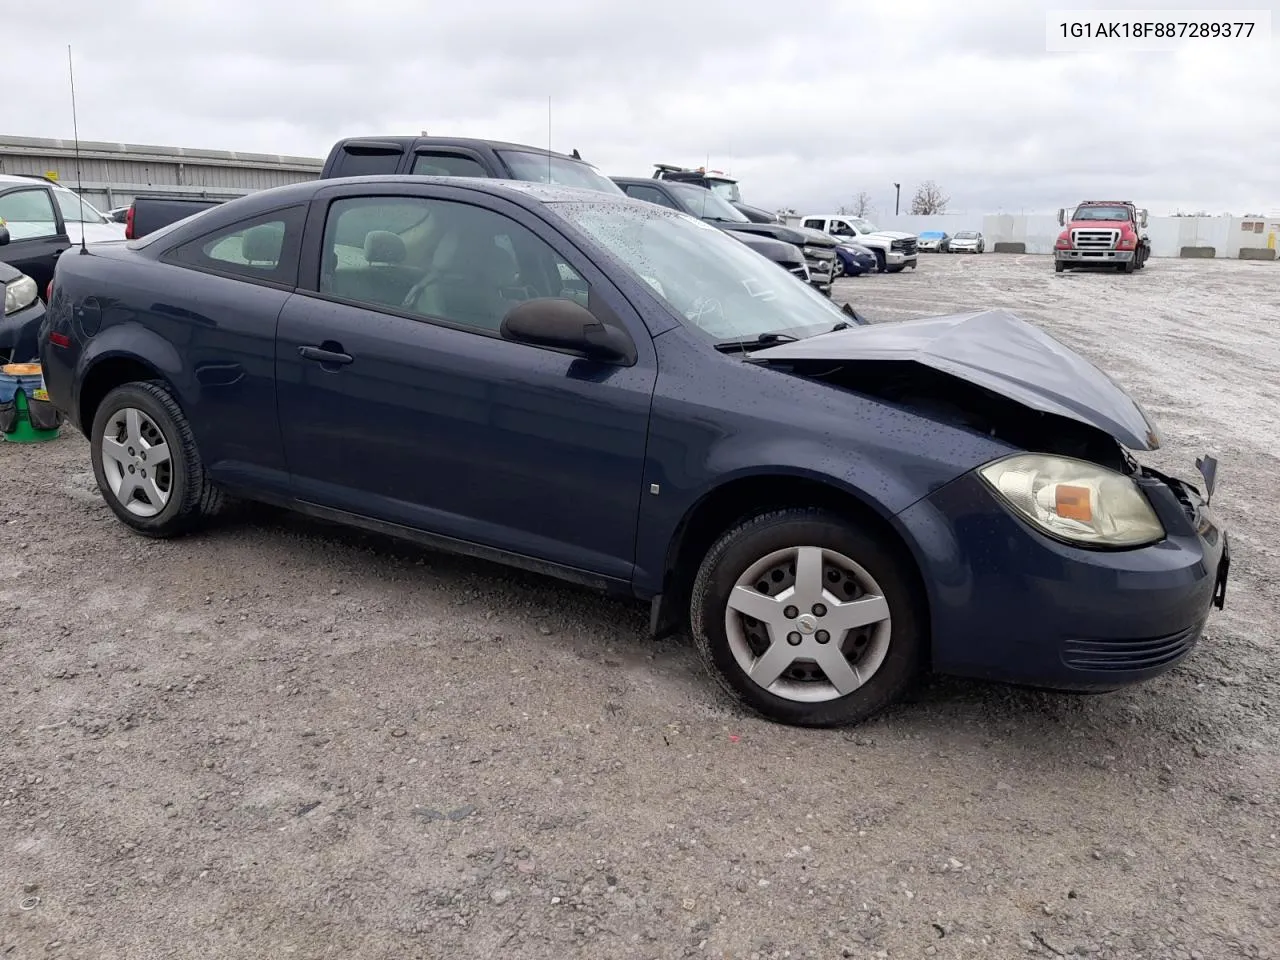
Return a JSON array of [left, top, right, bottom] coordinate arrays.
[[0, 135, 323, 211]]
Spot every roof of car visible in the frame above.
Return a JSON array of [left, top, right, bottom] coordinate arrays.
[[336, 136, 589, 163], [202, 176, 640, 216], [0, 173, 58, 186]]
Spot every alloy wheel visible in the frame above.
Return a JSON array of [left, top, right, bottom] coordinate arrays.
[[99, 407, 173, 518]]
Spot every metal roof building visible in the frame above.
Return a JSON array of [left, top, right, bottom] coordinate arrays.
[[0, 135, 323, 212]]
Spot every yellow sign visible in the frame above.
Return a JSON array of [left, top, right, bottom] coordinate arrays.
[[45, 170, 58, 181]]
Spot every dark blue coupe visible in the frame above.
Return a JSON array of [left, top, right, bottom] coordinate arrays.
[[38, 176, 1229, 727]]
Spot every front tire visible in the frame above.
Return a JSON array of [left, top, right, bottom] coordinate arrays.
[[1055, 260, 1065, 273], [689, 508, 924, 727], [90, 381, 223, 538], [872, 249, 886, 273]]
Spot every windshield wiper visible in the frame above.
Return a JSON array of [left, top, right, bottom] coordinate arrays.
[[713, 332, 800, 353]]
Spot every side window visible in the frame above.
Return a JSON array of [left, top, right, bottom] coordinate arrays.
[[802, 218, 825, 230], [334, 147, 403, 177], [0, 188, 60, 240], [318, 195, 591, 332], [411, 153, 489, 178], [623, 184, 679, 210], [52, 186, 102, 224], [163, 206, 304, 285], [829, 220, 855, 237]]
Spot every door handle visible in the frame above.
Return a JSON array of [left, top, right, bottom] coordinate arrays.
[[298, 344, 353, 365]]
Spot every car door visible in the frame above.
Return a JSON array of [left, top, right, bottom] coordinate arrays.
[[0, 185, 70, 294], [274, 182, 658, 583]]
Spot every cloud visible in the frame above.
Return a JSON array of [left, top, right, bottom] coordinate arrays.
[[5, 0, 1277, 216]]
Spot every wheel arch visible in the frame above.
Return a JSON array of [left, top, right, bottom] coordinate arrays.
[[76, 324, 186, 437], [651, 470, 932, 648], [78, 354, 172, 438]]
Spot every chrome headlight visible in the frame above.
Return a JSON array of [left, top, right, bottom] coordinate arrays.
[[4, 274, 38, 315], [979, 453, 1164, 547]]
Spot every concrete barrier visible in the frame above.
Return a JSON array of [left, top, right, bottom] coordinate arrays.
[[1239, 247, 1277, 261], [992, 242, 1026, 254], [1179, 246, 1216, 258]]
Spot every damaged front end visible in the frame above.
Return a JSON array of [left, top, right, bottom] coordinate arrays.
[[751, 309, 1228, 608]]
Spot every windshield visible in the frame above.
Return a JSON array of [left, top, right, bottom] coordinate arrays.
[[708, 179, 742, 203], [497, 150, 624, 195], [552, 199, 850, 343], [1072, 205, 1131, 222], [954, 231, 979, 239], [52, 185, 109, 224], [666, 181, 749, 222]]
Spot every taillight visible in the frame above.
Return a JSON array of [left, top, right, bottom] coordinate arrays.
[[124, 204, 135, 240], [46, 280, 54, 301], [49, 332, 71, 348]]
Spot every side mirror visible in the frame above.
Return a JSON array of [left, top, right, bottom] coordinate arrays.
[[501, 298, 636, 365], [0, 224, 9, 246], [1057, 208, 1065, 226], [1139, 210, 1148, 228]]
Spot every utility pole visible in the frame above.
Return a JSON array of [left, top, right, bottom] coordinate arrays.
[[893, 182, 901, 217]]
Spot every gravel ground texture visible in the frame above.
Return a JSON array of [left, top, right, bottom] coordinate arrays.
[[2, 253, 1277, 959]]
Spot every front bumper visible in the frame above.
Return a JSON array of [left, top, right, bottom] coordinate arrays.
[[0, 298, 47, 364], [896, 466, 1228, 691], [1056, 248, 1134, 264]]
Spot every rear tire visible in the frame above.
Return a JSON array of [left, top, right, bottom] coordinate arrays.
[[689, 508, 925, 728], [90, 381, 223, 538]]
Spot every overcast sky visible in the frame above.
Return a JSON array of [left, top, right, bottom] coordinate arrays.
[[6, 0, 1278, 217]]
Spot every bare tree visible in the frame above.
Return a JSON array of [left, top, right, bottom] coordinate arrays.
[[851, 191, 873, 217], [909, 181, 950, 215]]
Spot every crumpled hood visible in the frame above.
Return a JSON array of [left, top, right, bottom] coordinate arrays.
[[751, 308, 1161, 450]]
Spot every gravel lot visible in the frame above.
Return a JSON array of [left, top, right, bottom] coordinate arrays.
[[2, 253, 1277, 959]]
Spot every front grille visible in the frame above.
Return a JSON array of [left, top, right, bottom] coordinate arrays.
[[1062, 621, 1204, 672], [1071, 228, 1119, 250], [787, 264, 808, 280], [893, 239, 918, 255]]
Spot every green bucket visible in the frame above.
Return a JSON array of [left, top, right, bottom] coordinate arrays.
[[0, 365, 61, 443]]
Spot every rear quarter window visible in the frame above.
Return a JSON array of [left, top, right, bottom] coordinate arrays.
[[160, 204, 307, 288]]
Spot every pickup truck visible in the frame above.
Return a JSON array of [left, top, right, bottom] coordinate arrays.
[[125, 136, 623, 239], [799, 214, 918, 274], [1054, 200, 1150, 273], [124, 196, 223, 240]]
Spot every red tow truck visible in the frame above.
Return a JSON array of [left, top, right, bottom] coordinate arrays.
[[1054, 200, 1150, 273]]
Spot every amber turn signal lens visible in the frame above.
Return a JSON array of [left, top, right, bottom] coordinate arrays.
[[1054, 484, 1093, 522]]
